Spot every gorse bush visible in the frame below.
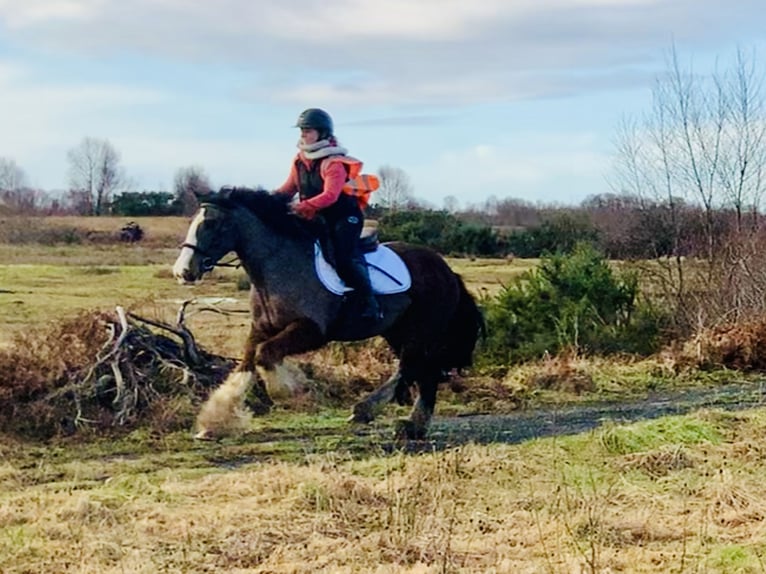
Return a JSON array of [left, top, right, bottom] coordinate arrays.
[[504, 213, 599, 257], [378, 210, 505, 256], [479, 244, 666, 365]]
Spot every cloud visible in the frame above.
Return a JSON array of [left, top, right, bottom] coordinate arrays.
[[0, 59, 172, 187], [0, 63, 165, 145], [340, 114, 454, 128], [0, 0, 95, 28], [110, 134, 288, 191], [408, 132, 610, 206], [1, 0, 762, 107]]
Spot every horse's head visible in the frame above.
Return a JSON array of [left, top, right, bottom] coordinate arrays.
[[172, 193, 238, 284]]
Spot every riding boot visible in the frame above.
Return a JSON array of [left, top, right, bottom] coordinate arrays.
[[344, 258, 382, 321]]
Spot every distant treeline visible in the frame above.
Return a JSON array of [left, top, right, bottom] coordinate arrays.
[[3, 188, 766, 261], [372, 193, 766, 261]]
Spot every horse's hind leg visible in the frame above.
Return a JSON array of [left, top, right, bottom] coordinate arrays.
[[397, 368, 440, 441], [350, 370, 407, 424]]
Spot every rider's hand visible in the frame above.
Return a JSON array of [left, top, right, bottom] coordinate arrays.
[[292, 201, 317, 220]]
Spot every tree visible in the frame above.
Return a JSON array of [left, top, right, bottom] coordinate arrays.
[[612, 45, 766, 331], [614, 46, 766, 252], [111, 191, 179, 216], [173, 166, 211, 215], [0, 157, 27, 191], [715, 48, 766, 232], [0, 158, 43, 215], [376, 165, 414, 212], [443, 195, 459, 213], [67, 137, 124, 215]]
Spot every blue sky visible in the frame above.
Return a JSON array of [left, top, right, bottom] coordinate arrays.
[[1, 0, 765, 209]]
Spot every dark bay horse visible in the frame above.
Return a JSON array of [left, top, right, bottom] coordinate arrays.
[[172, 190, 484, 440]]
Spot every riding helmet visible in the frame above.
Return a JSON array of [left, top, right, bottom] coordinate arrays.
[[295, 108, 334, 138]]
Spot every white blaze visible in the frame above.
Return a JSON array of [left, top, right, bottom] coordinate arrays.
[[172, 209, 206, 283]]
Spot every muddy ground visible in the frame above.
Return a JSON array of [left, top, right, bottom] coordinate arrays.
[[414, 381, 766, 452], [204, 381, 766, 467]]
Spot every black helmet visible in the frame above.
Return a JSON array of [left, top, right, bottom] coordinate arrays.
[[295, 108, 333, 136]]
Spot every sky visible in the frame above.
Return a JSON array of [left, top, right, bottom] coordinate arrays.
[[1, 0, 765, 210]]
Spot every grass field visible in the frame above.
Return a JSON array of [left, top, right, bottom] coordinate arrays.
[[2, 216, 766, 572]]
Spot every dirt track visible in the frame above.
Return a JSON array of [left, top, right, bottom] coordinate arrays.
[[201, 381, 766, 467], [406, 381, 766, 452]]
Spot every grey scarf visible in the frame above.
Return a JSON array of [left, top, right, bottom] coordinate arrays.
[[298, 139, 348, 160]]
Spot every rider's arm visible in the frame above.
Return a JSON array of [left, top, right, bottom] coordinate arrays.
[[273, 162, 299, 197]]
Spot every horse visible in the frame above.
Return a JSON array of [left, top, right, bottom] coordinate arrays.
[[172, 189, 484, 440]]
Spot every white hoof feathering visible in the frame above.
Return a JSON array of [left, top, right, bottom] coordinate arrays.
[[195, 371, 255, 438], [256, 362, 306, 401]]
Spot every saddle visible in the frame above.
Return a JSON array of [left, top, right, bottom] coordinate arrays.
[[313, 232, 412, 296]]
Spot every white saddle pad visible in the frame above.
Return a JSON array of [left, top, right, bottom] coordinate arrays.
[[314, 242, 412, 295]]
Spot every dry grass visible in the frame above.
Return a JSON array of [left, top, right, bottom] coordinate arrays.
[[685, 317, 766, 371], [5, 222, 766, 571], [2, 409, 766, 572], [0, 215, 189, 250]]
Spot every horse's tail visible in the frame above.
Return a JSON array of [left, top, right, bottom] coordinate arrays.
[[439, 274, 485, 373]]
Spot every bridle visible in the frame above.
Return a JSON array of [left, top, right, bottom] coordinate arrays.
[[179, 242, 241, 272]]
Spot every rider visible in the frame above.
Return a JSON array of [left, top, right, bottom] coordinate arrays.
[[274, 108, 382, 321]]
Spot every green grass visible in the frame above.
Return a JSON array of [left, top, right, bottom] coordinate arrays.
[[0, 260, 248, 350], [598, 415, 722, 455], [446, 256, 539, 295]]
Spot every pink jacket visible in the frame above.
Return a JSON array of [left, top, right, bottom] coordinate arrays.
[[275, 153, 364, 210]]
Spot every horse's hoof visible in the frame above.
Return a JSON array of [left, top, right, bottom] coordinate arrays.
[[349, 404, 374, 424], [194, 429, 216, 441], [394, 419, 426, 441]]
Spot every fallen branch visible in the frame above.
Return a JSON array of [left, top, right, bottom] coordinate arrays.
[[14, 304, 238, 437]]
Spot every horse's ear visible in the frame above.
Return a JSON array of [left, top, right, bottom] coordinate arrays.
[[195, 189, 229, 206]]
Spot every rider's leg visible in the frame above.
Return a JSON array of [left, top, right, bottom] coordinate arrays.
[[332, 214, 381, 320]]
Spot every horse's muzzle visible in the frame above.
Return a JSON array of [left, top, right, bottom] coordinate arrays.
[[173, 245, 211, 284]]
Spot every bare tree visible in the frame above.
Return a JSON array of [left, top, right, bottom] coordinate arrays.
[[67, 137, 124, 215], [443, 195, 459, 213], [174, 165, 211, 215], [376, 165, 414, 211], [612, 45, 766, 331], [0, 157, 27, 191], [715, 48, 766, 232]]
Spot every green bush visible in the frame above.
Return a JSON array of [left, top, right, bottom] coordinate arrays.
[[110, 191, 182, 216], [378, 209, 504, 256], [479, 244, 666, 365], [505, 213, 598, 257]]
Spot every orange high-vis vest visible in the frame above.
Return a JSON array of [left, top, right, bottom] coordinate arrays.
[[323, 155, 380, 209], [342, 174, 380, 208]]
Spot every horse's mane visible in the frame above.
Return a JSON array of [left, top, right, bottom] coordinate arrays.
[[227, 189, 321, 241]]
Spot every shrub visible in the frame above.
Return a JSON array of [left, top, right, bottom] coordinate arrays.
[[378, 209, 504, 256], [504, 213, 598, 257], [478, 244, 666, 366]]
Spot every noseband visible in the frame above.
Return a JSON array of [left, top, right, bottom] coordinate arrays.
[[179, 242, 240, 272]]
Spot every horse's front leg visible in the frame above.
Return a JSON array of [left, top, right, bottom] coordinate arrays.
[[195, 319, 325, 439], [254, 318, 326, 400], [194, 324, 268, 439]]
